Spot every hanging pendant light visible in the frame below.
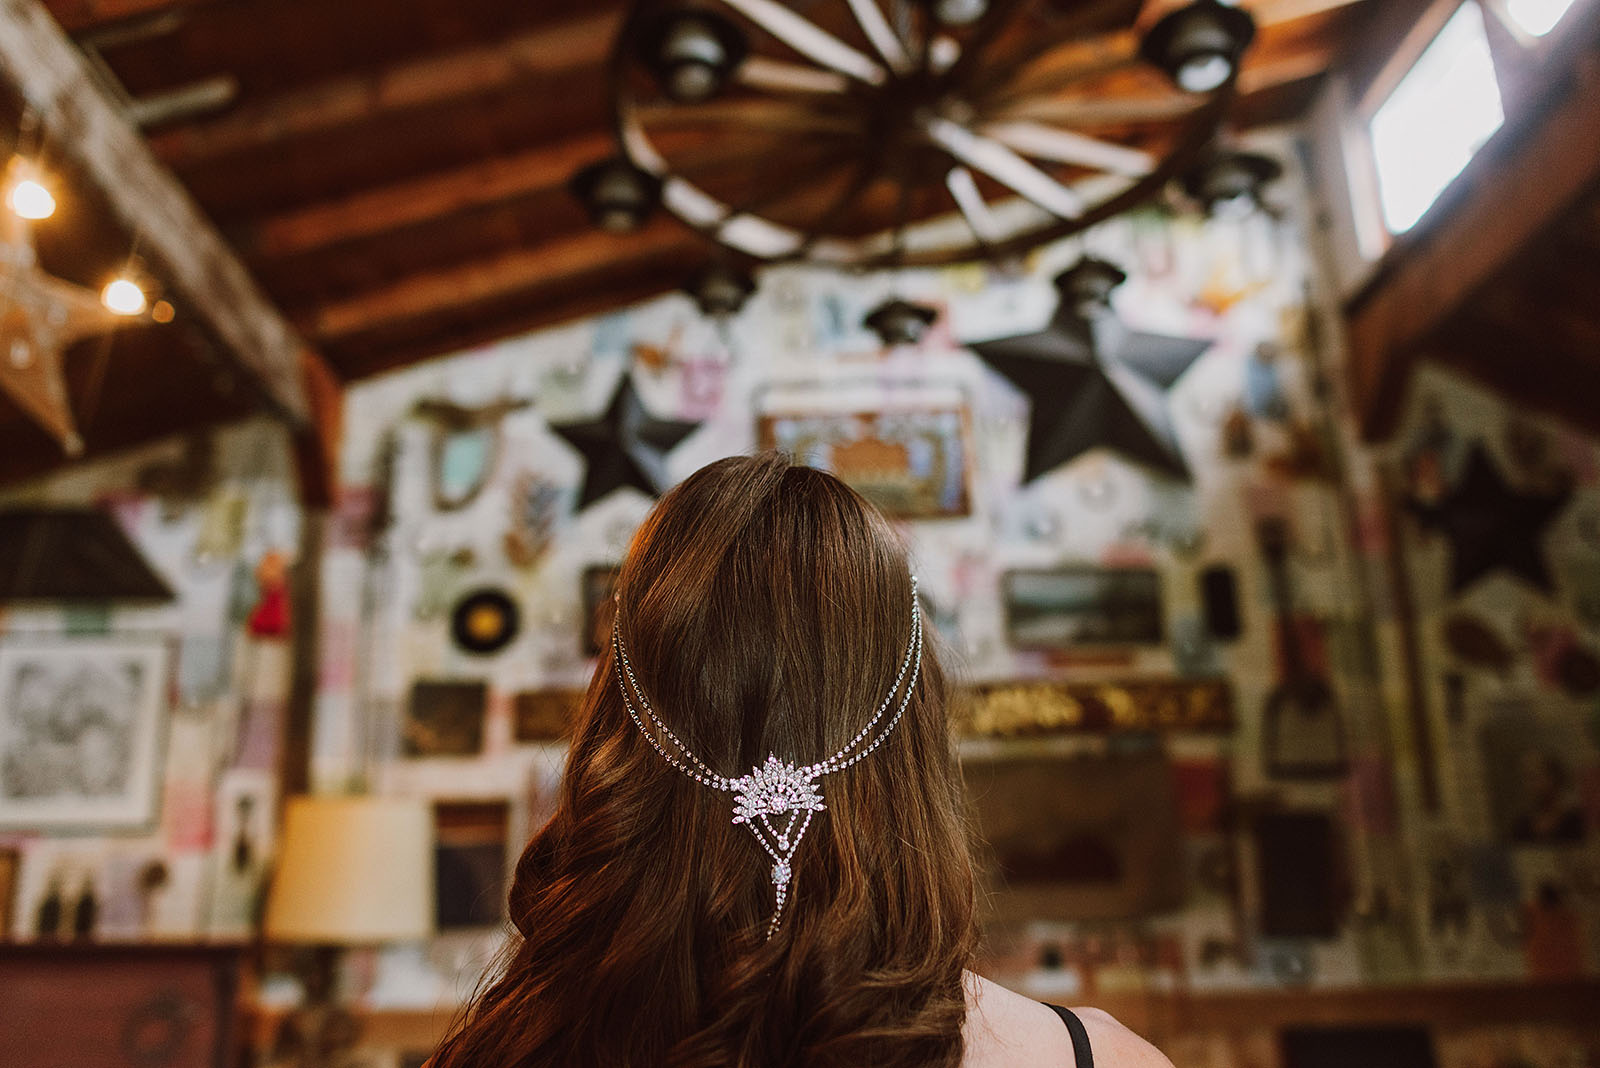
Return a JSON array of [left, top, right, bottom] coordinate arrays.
[[640, 8, 748, 103], [685, 262, 757, 319], [1140, 0, 1256, 94], [1181, 148, 1283, 217], [1054, 256, 1127, 318], [864, 298, 938, 347], [569, 157, 663, 233], [5, 160, 54, 221]]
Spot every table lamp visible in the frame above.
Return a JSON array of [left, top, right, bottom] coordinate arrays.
[[264, 795, 434, 1067]]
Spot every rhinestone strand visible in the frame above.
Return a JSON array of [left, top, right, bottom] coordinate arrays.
[[612, 576, 922, 938]]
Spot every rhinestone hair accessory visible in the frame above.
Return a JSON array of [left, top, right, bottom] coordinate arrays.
[[613, 575, 922, 939]]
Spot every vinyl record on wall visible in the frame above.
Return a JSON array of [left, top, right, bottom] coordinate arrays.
[[450, 588, 521, 656]]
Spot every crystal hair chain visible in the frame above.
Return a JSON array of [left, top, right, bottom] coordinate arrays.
[[612, 577, 922, 938]]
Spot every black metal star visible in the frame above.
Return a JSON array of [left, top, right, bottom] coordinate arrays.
[[1411, 444, 1570, 594], [550, 373, 701, 509], [971, 267, 1210, 482]]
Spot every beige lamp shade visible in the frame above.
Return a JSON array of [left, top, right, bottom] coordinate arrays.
[[265, 794, 435, 945]]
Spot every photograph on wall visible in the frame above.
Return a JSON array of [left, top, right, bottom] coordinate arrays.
[[512, 689, 584, 743], [756, 380, 974, 519], [434, 799, 510, 930], [1001, 567, 1165, 648], [1479, 708, 1592, 845], [402, 680, 488, 758], [0, 845, 16, 938], [0, 636, 171, 831]]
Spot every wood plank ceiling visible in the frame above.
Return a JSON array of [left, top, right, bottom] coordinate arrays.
[[1, 0, 1377, 483]]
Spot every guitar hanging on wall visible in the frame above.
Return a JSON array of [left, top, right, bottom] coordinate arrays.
[[1258, 517, 1348, 780]]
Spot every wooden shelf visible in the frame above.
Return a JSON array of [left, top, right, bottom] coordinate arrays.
[[247, 980, 1600, 1052]]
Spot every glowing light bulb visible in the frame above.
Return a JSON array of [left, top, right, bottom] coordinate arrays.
[[102, 277, 148, 316], [7, 176, 55, 220]]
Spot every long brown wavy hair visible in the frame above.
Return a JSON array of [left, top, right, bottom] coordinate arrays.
[[430, 453, 977, 1068]]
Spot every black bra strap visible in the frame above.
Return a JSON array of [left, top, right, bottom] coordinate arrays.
[[1045, 1004, 1095, 1068]]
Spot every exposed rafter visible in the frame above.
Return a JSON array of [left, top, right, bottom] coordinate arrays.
[[0, 0, 319, 423]]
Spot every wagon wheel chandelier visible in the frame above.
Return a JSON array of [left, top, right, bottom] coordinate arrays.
[[579, 0, 1258, 288]]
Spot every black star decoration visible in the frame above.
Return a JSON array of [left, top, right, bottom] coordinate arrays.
[[1411, 444, 1570, 594], [551, 373, 701, 509], [971, 261, 1210, 482]]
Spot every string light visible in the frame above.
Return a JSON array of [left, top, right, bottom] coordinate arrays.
[[102, 277, 148, 316], [6, 165, 55, 220]]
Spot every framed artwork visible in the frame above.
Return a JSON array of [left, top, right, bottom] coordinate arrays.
[[512, 689, 584, 743], [1001, 567, 1164, 649], [581, 566, 620, 657], [1479, 708, 1592, 845], [756, 380, 974, 519], [957, 678, 1233, 737], [0, 635, 170, 831], [434, 799, 510, 930], [0, 846, 16, 938], [962, 748, 1183, 923], [403, 680, 487, 758]]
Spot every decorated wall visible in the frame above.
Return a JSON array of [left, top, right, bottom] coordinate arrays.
[[302, 132, 1597, 1031], [0, 420, 303, 942]]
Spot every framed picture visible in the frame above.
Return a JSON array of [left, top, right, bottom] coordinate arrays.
[[581, 566, 620, 657], [1479, 707, 1591, 845], [0, 635, 170, 831], [512, 689, 584, 743], [756, 380, 974, 519], [403, 680, 487, 758], [433, 799, 510, 930], [0, 846, 17, 938], [1001, 567, 1164, 649]]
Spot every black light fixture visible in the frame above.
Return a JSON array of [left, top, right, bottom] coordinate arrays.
[[1054, 256, 1127, 318], [569, 157, 662, 233], [685, 262, 757, 319], [1139, 0, 1256, 94], [864, 298, 938, 347], [918, 0, 989, 27], [1181, 148, 1283, 216], [639, 8, 748, 103]]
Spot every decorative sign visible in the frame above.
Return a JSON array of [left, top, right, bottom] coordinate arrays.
[[956, 678, 1234, 737]]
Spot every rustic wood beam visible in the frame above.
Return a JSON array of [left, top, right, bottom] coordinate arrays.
[[40, 0, 203, 33], [305, 221, 698, 343], [1342, 8, 1600, 440], [145, 9, 622, 167], [0, 0, 321, 423]]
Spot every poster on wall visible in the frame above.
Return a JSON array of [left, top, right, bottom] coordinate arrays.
[[0, 636, 170, 831], [756, 380, 974, 519], [1001, 567, 1165, 648]]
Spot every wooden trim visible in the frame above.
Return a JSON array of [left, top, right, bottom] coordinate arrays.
[[145, 10, 621, 166], [0, 0, 317, 424]]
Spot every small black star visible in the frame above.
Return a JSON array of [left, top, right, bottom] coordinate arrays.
[[1412, 445, 1570, 594], [971, 277, 1209, 482], [550, 374, 700, 509]]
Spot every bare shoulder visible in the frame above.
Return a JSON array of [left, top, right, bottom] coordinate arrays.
[[961, 973, 1173, 1068]]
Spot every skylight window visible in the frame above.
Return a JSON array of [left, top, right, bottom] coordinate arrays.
[[1368, 2, 1505, 234], [1504, 0, 1578, 35]]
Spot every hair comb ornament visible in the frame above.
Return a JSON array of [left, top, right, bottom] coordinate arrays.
[[613, 576, 922, 939]]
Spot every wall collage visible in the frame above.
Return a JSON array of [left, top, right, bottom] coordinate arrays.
[[1, 137, 1598, 1065]]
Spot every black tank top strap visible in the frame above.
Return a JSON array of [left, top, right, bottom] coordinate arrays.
[[1044, 1004, 1095, 1068]]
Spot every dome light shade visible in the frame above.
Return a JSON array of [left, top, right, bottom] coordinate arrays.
[[864, 298, 938, 347], [921, 0, 988, 27], [1140, 0, 1256, 94], [640, 9, 748, 103], [1182, 148, 1282, 216], [1054, 256, 1127, 317], [102, 277, 148, 316], [569, 157, 663, 233], [7, 175, 55, 220], [685, 262, 756, 318]]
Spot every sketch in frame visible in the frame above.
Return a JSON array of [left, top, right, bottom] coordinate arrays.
[[0, 636, 170, 831], [1002, 567, 1165, 649]]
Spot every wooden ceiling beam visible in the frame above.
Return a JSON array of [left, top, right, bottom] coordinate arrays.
[[1342, 4, 1600, 440], [0, 0, 321, 424], [145, 9, 622, 167], [40, 0, 203, 34], [304, 220, 699, 343]]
